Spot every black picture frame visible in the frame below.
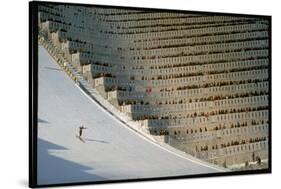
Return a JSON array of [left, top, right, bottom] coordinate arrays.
[[29, 1, 272, 187]]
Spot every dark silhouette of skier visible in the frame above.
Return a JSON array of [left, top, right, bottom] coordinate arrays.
[[78, 125, 87, 137]]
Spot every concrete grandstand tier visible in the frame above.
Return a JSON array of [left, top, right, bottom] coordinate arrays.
[[38, 3, 270, 170]]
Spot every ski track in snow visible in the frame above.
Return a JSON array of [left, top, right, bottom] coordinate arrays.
[[37, 45, 222, 185]]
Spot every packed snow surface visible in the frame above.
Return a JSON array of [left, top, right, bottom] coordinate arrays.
[[37, 46, 222, 185]]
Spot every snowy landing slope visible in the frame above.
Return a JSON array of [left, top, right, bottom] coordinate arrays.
[[37, 45, 223, 185]]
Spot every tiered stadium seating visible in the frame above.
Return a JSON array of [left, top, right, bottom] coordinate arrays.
[[38, 4, 270, 169]]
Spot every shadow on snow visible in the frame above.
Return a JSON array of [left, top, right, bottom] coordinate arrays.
[[83, 138, 109, 144], [38, 118, 50, 124], [37, 138, 106, 185]]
